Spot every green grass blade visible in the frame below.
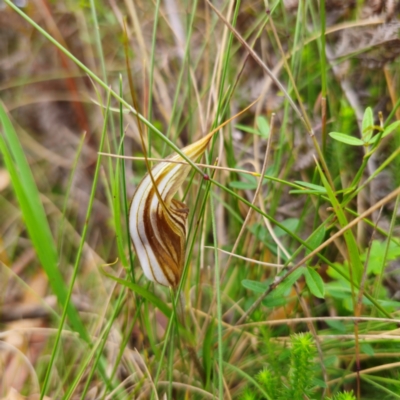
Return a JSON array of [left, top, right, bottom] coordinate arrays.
[[315, 161, 363, 285], [210, 188, 224, 398], [41, 92, 112, 398], [0, 102, 86, 336]]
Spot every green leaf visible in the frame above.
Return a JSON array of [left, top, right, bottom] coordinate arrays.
[[229, 173, 269, 190], [290, 189, 325, 195], [275, 267, 305, 294], [361, 343, 374, 356], [329, 132, 365, 146], [376, 299, 400, 309], [382, 120, 400, 138], [235, 123, 260, 136], [262, 294, 288, 307], [248, 223, 269, 245], [325, 281, 351, 300], [229, 174, 258, 190], [229, 180, 259, 190], [369, 121, 400, 144], [289, 189, 321, 196], [243, 267, 305, 308], [294, 181, 327, 193], [261, 267, 306, 308], [256, 116, 270, 138], [235, 117, 270, 138], [304, 267, 325, 298], [274, 218, 299, 237], [326, 263, 350, 282], [326, 320, 346, 333], [305, 225, 326, 256], [324, 355, 340, 367], [362, 107, 374, 141], [311, 378, 328, 388], [361, 240, 400, 275], [242, 279, 270, 293]]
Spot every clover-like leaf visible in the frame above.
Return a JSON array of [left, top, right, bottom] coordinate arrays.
[[362, 107, 374, 142], [329, 132, 365, 146]]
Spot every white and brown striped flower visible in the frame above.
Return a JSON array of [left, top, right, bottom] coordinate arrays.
[[129, 133, 213, 287]]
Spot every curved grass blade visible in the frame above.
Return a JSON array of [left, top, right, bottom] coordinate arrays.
[[0, 102, 86, 337]]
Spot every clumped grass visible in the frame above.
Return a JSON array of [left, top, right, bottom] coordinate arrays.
[[1, 1, 400, 399]]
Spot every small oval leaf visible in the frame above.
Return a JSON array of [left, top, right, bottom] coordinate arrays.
[[382, 120, 400, 138], [256, 116, 270, 138], [362, 107, 374, 141], [294, 181, 327, 193], [305, 225, 326, 256], [329, 132, 365, 146], [304, 267, 325, 298], [242, 279, 270, 293]]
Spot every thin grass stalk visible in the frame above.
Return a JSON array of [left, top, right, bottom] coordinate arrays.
[[205, 0, 241, 216], [40, 91, 112, 399], [214, 0, 241, 123], [119, 75, 136, 281], [57, 132, 86, 256], [146, 0, 161, 158], [162, 0, 199, 152], [204, 114, 275, 336], [108, 294, 143, 384], [142, 291, 161, 358], [371, 195, 400, 319], [207, 1, 308, 135], [268, 13, 335, 190], [89, 0, 107, 86], [316, 160, 361, 310], [383, 95, 400, 126], [112, 138, 128, 267], [319, 0, 328, 153], [361, 375, 400, 399], [167, 321, 175, 399], [68, 290, 128, 400], [210, 183, 223, 398], [354, 208, 383, 400], [89, 0, 118, 151], [290, 0, 303, 75], [198, 0, 242, 342]]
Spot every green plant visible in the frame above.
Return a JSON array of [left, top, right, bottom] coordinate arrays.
[[242, 333, 357, 400], [241, 333, 316, 399], [326, 391, 356, 400], [2, 1, 400, 399]]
